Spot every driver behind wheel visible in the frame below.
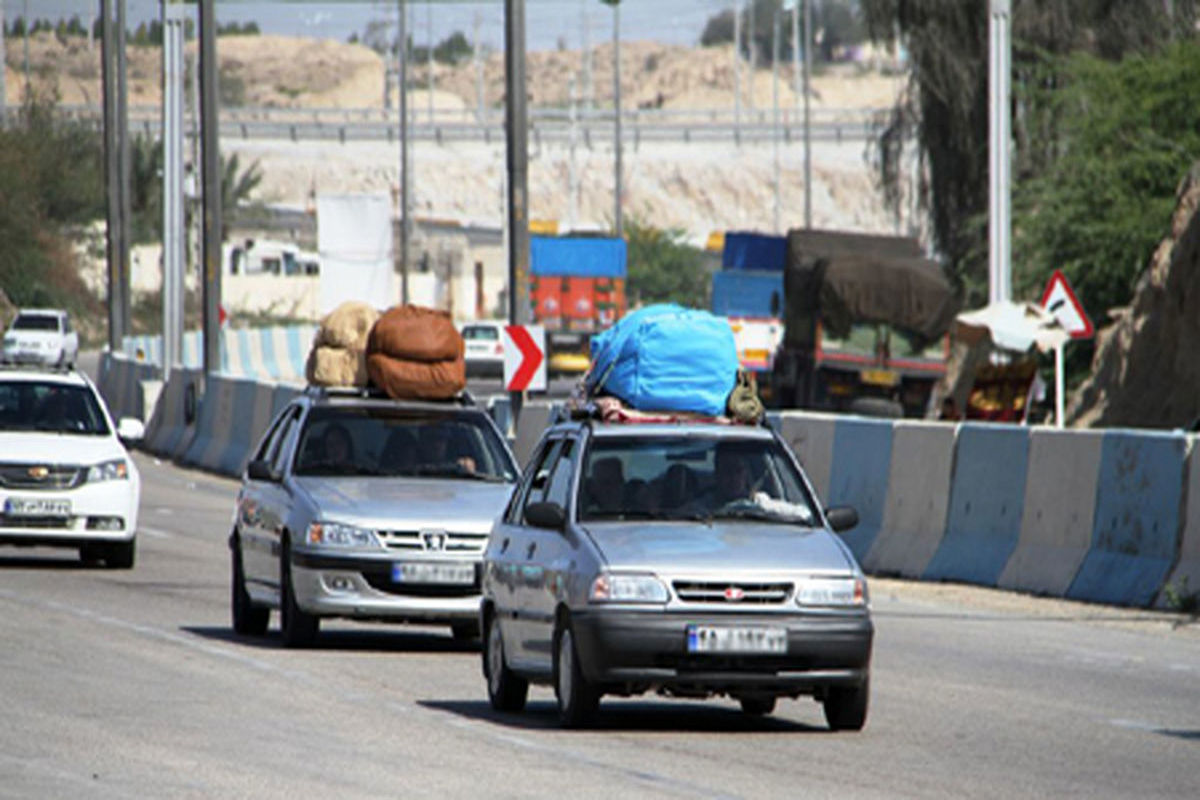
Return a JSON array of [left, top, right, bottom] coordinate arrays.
[[713, 446, 754, 506]]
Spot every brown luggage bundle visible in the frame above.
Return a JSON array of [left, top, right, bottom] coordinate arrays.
[[365, 305, 466, 400], [306, 301, 379, 387]]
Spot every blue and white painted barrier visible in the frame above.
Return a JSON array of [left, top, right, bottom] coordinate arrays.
[[1161, 440, 1200, 607], [121, 325, 315, 382], [825, 416, 894, 563]]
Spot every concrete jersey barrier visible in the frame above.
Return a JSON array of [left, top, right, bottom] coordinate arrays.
[[142, 368, 204, 461], [924, 423, 1030, 587], [865, 421, 956, 578], [998, 428, 1104, 597], [826, 416, 894, 563], [1067, 430, 1188, 607], [1160, 434, 1200, 608], [776, 412, 838, 503]]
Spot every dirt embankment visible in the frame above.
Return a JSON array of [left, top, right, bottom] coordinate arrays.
[[1068, 163, 1200, 429]]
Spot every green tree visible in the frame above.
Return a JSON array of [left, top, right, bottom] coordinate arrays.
[[433, 31, 473, 65], [624, 218, 712, 309]]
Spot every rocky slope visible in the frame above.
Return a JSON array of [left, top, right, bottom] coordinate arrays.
[[1068, 163, 1200, 429]]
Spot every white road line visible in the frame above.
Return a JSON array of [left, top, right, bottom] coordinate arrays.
[[137, 526, 175, 540]]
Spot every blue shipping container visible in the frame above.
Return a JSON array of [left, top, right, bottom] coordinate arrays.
[[722, 232, 787, 272], [530, 236, 627, 278], [711, 270, 785, 318]]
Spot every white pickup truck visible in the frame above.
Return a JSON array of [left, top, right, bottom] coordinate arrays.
[[2, 309, 80, 367]]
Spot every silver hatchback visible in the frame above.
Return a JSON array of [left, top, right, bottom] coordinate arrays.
[[481, 418, 872, 728], [230, 388, 518, 647]]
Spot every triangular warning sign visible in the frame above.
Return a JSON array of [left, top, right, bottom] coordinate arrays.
[[1040, 270, 1094, 339]]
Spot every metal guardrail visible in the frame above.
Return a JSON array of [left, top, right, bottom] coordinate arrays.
[[57, 104, 884, 146]]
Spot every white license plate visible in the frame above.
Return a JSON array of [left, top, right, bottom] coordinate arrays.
[[4, 497, 72, 517], [686, 625, 787, 654], [392, 562, 475, 585]]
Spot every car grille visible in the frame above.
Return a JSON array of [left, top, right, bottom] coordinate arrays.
[[0, 464, 85, 491], [376, 529, 489, 554], [362, 570, 481, 597], [672, 581, 794, 605], [0, 514, 74, 529]]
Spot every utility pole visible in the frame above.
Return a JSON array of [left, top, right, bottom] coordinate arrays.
[[162, 0, 186, 378], [581, 1, 593, 109], [772, 5, 781, 234], [0, 4, 7, 128], [473, 10, 484, 121], [426, 1, 434, 124], [101, 0, 130, 351], [199, 0, 222, 374], [988, 0, 1012, 304], [733, 1, 741, 146], [803, 0, 813, 229], [568, 75, 579, 230], [117, 0, 131, 339], [399, 0, 411, 303], [504, 0, 531, 418], [605, 0, 623, 239], [791, 0, 801, 114]]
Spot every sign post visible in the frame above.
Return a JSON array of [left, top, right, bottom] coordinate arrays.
[[1039, 270, 1094, 428]]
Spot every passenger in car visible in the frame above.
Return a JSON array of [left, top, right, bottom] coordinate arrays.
[[585, 457, 625, 514], [657, 463, 698, 512], [713, 448, 754, 506], [321, 423, 355, 471]]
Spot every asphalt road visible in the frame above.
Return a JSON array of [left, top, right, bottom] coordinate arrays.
[[1, 454, 1197, 799]]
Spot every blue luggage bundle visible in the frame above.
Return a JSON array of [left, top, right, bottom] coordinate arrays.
[[586, 304, 738, 417]]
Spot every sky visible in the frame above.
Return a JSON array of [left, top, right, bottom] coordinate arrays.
[[1, 1, 743, 52]]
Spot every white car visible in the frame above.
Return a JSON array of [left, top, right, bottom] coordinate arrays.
[[0, 366, 143, 568], [462, 321, 505, 378], [2, 309, 80, 367]]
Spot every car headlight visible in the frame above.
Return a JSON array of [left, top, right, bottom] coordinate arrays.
[[306, 521, 381, 549], [87, 459, 129, 482], [795, 576, 867, 607], [589, 572, 669, 604]]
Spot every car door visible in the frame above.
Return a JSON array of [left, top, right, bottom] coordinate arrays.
[[243, 405, 302, 594], [491, 436, 561, 671], [520, 435, 579, 673]]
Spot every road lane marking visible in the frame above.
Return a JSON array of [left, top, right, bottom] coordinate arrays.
[[138, 526, 175, 540]]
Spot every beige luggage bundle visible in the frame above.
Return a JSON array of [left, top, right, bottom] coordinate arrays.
[[306, 301, 379, 387], [365, 305, 466, 400]]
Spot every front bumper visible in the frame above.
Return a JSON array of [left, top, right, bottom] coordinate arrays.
[[290, 550, 482, 623], [0, 483, 138, 548], [570, 609, 873, 695], [0, 348, 57, 365]]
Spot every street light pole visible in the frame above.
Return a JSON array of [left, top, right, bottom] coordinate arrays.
[[399, 0, 410, 303], [504, 0, 531, 421], [772, 6, 781, 234], [607, 0, 623, 239], [803, 0, 813, 229], [988, 0, 1013, 304]]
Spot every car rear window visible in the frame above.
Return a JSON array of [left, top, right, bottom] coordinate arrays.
[[12, 314, 60, 332], [463, 325, 500, 341], [0, 381, 110, 435], [578, 435, 818, 525], [294, 405, 517, 482]]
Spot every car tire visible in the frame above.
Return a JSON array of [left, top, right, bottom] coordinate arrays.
[[104, 538, 136, 570], [279, 537, 319, 648], [231, 534, 270, 636], [554, 619, 600, 728], [451, 621, 481, 641], [739, 695, 777, 716], [823, 677, 869, 731], [484, 613, 527, 712]]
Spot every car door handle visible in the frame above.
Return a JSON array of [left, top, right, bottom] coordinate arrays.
[[525, 542, 537, 559], [500, 538, 510, 554]]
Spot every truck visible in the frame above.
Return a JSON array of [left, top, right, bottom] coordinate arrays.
[[769, 229, 960, 417], [711, 233, 788, 400], [529, 235, 627, 376]]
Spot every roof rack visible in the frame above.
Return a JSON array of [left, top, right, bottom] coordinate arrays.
[[303, 383, 477, 407]]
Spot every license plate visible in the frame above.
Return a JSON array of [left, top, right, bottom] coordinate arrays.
[[4, 497, 72, 517], [392, 562, 475, 585], [686, 625, 787, 654], [861, 369, 900, 387]]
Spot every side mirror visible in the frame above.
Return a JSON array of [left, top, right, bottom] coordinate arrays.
[[246, 459, 276, 482], [117, 417, 145, 443], [525, 501, 566, 530], [825, 506, 859, 534]]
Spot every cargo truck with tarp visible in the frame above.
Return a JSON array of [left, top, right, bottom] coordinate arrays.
[[711, 233, 787, 392], [529, 235, 628, 376], [770, 229, 960, 417]]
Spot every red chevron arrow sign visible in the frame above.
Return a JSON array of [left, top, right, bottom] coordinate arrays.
[[503, 324, 547, 392]]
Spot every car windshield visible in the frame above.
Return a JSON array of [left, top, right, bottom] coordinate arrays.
[[578, 435, 819, 525], [0, 381, 110, 435], [293, 406, 517, 481], [463, 326, 499, 341], [12, 314, 60, 332]]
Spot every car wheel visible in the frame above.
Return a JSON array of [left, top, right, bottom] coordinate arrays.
[[823, 677, 870, 731], [231, 533, 270, 636], [104, 538, 136, 570], [739, 695, 777, 716], [279, 537, 319, 648], [554, 619, 600, 728], [484, 614, 527, 712], [451, 621, 481, 641]]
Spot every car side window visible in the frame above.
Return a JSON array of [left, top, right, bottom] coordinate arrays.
[[267, 408, 302, 475], [522, 440, 571, 524], [542, 439, 576, 511], [253, 408, 292, 463], [62, 317, 72, 334], [504, 438, 560, 525]]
